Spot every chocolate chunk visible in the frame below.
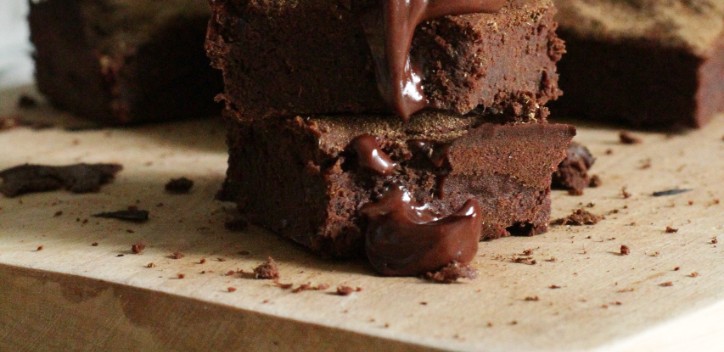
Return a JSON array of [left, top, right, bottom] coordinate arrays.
[[424, 261, 478, 284], [652, 188, 692, 197], [0, 163, 122, 197], [359, 0, 505, 119], [361, 187, 482, 276], [165, 177, 194, 194], [93, 208, 149, 223], [552, 209, 602, 226], [349, 134, 397, 175], [552, 142, 596, 195]]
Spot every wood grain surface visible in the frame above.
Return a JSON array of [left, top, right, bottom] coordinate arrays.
[[0, 86, 722, 351]]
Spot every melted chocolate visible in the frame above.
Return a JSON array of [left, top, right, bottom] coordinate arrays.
[[350, 134, 397, 175], [361, 0, 505, 120], [361, 187, 482, 276]]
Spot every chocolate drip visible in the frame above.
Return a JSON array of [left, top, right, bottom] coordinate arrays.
[[361, 0, 505, 120], [350, 134, 397, 175], [361, 187, 482, 276]]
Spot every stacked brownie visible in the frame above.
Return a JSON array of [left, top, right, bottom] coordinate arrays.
[[29, 0, 222, 124], [208, 0, 575, 275], [552, 0, 724, 128]]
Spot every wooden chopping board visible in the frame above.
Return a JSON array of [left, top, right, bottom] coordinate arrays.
[[0, 85, 722, 352]]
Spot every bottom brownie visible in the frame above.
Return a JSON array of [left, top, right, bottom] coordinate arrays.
[[221, 111, 575, 259]]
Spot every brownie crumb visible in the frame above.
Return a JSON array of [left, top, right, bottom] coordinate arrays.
[[290, 283, 328, 293], [198, 258, 206, 264], [253, 257, 280, 280], [17, 95, 38, 109], [589, 175, 602, 188], [689, 272, 699, 278], [146, 262, 156, 268], [710, 237, 718, 245], [620, 245, 630, 256], [552, 142, 596, 195], [93, 207, 149, 223], [512, 257, 537, 265], [336, 286, 356, 296], [274, 281, 294, 290], [36, 245, 44, 251], [665, 226, 679, 233], [0, 163, 122, 197], [177, 273, 185, 279], [131, 242, 146, 254], [652, 188, 692, 197], [91, 242, 99, 246], [619, 131, 642, 144], [169, 252, 184, 259], [674, 266, 680, 271], [659, 281, 673, 287], [524, 296, 540, 302], [621, 187, 631, 199], [549, 285, 561, 289], [224, 217, 248, 232], [424, 262, 478, 283], [165, 177, 194, 194], [228, 287, 237, 292], [552, 209, 602, 226]]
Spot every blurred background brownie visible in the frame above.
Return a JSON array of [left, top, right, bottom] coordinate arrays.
[[220, 110, 575, 258], [29, 0, 222, 124], [553, 0, 724, 128], [206, 0, 564, 121]]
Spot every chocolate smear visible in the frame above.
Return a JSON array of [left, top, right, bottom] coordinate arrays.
[[361, 187, 482, 276], [350, 134, 397, 175], [0, 163, 122, 197]]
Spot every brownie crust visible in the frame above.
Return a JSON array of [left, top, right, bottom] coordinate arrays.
[[221, 111, 575, 258], [206, 0, 564, 121]]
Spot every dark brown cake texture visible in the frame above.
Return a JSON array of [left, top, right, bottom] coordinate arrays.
[[206, 0, 564, 121], [552, 142, 595, 195], [220, 111, 575, 259], [552, 0, 724, 128], [29, 0, 222, 124]]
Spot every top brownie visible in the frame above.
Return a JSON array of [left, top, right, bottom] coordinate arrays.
[[207, 0, 564, 121]]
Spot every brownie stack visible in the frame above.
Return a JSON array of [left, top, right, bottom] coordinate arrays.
[[207, 0, 575, 275]]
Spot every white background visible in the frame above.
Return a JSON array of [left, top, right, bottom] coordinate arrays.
[[0, 0, 33, 88]]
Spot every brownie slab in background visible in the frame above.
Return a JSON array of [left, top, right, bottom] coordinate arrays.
[[207, 0, 564, 121], [29, 0, 222, 124], [220, 110, 575, 258], [552, 0, 724, 128]]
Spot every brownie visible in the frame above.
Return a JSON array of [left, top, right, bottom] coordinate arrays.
[[220, 110, 575, 258], [29, 0, 222, 124], [206, 0, 564, 120], [552, 0, 724, 128]]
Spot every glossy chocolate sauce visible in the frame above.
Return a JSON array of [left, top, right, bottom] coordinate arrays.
[[361, 0, 505, 120], [350, 134, 397, 175], [361, 187, 482, 276]]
